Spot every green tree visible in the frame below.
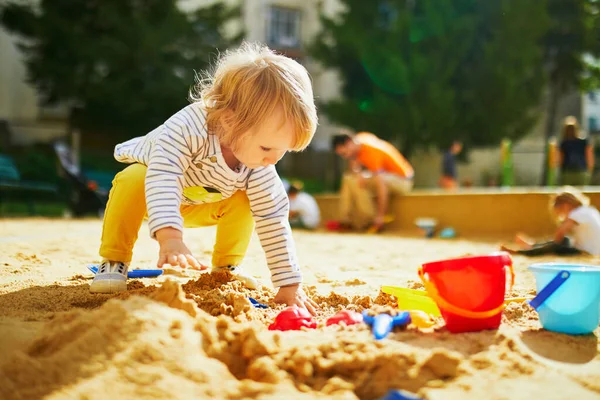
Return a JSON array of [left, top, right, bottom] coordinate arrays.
[[1, 0, 241, 138], [454, 1, 549, 148], [311, 0, 549, 155]]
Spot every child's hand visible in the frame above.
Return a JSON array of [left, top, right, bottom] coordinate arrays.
[[155, 228, 207, 270], [274, 284, 318, 316]]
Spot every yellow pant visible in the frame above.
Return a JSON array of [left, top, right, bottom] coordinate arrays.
[[99, 164, 254, 267]]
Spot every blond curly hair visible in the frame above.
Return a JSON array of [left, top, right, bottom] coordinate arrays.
[[190, 42, 318, 152], [552, 186, 590, 209]]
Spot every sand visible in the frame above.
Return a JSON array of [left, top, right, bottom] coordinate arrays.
[[0, 218, 599, 400]]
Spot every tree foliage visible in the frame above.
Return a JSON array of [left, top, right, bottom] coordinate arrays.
[[1, 0, 241, 137], [311, 0, 550, 154]]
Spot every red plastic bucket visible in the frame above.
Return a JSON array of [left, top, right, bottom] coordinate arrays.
[[419, 252, 514, 333]]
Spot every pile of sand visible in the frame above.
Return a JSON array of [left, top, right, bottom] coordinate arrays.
[[1, 220, 599, 399], [1, 273, 598, 400]]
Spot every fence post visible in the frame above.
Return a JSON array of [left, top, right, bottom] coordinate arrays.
[[546, 137, 558, 187], [500, 139, 514, 187]]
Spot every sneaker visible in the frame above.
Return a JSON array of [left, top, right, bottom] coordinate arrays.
[[212, 265, 259, 290], [90, 260, 129, 293]]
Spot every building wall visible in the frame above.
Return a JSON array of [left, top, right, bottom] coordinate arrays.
[[0, 27, 39, 122], [583, 90, 600, 134], [0, 27, 68, 146]]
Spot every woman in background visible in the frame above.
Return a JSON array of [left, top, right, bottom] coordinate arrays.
[[559, 116, 594, 186]]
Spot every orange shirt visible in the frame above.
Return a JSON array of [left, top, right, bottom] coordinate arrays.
[[355, 132, 414, 178]]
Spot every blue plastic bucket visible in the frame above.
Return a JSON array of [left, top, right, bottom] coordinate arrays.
[[528, 263, 600, 334]]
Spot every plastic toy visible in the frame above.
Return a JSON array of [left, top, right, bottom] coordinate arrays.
[[248, 297, 269, 309], [438, 227, 456, 239], [268, 305, 317, 331], [324, 220, 349, 232], [382, 286, 442, 316], [362, 310, 411, 340], [382, 285, 529, 319], [528, 263, 600, 334], [419, 252, 514, 333], [407, 310, 436, 328], [325, 310, 363, 326], [325, 220, 341, 231], [87, 264, 163, 278], [415, 218, 438, 238], [379, 389, 423, 400]]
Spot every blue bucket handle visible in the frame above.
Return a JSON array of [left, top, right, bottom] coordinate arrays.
[[528, 270, 570, 310]]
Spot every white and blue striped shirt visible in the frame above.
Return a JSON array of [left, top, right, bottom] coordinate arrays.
[[113, 102, 301, 287]]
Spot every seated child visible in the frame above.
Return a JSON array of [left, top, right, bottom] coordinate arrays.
[[501, 187, 600, 256], [90, 42, 319, 314], [287, 182, 321, 229]]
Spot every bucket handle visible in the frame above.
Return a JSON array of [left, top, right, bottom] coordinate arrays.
[[527, 270, 570, 310], [418, 264, 515, 319]]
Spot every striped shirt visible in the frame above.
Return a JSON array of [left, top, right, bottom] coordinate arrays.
[[113, 102, 301, 287]]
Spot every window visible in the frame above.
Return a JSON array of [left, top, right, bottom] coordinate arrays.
[[267, 6, 301, 49], [378, 2, 399, 30], [589, 116, 598, 132]]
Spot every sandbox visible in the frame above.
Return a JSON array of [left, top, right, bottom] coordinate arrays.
[[0, 218, 598, 399]]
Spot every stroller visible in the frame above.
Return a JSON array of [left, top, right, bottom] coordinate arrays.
[[53, 141, 111, 217]]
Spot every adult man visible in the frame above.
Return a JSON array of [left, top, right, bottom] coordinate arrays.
[[332, 131, 414, 231]]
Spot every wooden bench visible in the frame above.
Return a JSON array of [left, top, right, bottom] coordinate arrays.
[[0, 154, 59, 215]]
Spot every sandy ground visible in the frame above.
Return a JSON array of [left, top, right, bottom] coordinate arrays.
[[0, 218, 599, 400]]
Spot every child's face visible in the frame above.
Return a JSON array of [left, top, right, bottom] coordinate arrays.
[[553, 203, 574, 220], [232, 108, 294, 169], [451, 142, 463, 155]]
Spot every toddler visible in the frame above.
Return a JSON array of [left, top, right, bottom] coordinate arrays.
[[91, 42, 319, 314], [501, 187, 600, 256]]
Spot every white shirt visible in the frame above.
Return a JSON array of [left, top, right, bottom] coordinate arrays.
[[289, 192, 321, 229], [568, 206, 600, 255], [113, 102, 301, 287]]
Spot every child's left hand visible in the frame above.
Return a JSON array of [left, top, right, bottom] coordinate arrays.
[[274, 284, 318, 316]]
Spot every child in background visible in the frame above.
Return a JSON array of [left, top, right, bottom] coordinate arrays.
[[90, 42, 318, 315], [439, 141, 462, 190], [287, 182, 321, 229], [501, 187, 600, 256]]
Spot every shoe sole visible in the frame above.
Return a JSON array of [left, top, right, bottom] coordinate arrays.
[[90, 279, 127, 293]]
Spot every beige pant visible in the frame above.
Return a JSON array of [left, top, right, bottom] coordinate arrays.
[[339, 172, 413, 229]]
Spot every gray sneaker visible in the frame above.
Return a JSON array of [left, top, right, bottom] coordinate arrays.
[[90, 260, 129, 293], [212, 265, 259, 289]]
